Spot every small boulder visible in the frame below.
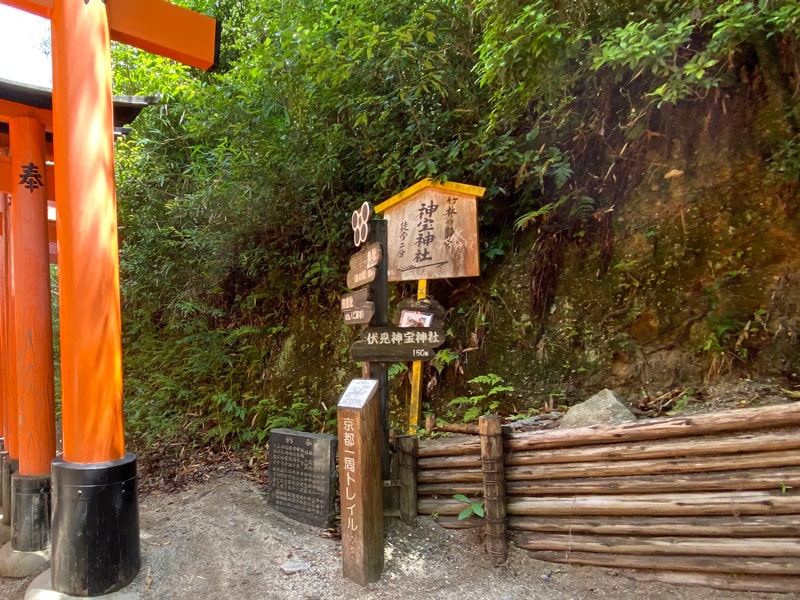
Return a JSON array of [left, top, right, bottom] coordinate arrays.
[[559, 389, 636, 429]]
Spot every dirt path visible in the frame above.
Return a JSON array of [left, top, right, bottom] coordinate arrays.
[[2, 469, 794, 599]]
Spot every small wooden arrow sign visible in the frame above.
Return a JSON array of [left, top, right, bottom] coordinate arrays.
[[341, 288, 370, 311], [343, 303, 376, 325], [349, 243, 382, 271], [347, 266, 377, 289]]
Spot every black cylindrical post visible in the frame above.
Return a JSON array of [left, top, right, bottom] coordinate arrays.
[[1, 457, 17, 527], [11, 474, 50, 551], [51, 454, 140, 596]]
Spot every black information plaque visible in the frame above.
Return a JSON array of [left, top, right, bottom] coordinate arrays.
[[267, 428, 338, 528]]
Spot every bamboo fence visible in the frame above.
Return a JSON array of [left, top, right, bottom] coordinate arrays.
[[400, 403, 800, 593]]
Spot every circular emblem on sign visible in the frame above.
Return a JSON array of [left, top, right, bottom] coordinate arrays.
[[351, 201, 373, 247]]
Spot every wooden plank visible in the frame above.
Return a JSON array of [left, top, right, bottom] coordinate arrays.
[[507, 514, 800, 537], [625, 571, 800, 594], [418, 468, 483, 486], [513, 532, 800, 557], [505, 449, 800, 481], [505, 429, 800, 465], [505, 402, 800, 452], [507, 490, 800, 517], [504, 467, 800, 496], [337, 379, 384, 586], [0, 0, 219, 70], [517, 549, 800, 576]]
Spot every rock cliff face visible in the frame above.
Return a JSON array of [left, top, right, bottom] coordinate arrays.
[[459, 44, 800, 410]]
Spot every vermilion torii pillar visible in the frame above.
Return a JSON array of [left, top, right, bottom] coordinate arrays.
[[7, 115, 55, 554], [0, 0, 218, 594]]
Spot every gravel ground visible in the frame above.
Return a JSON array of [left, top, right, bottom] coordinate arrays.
[[3, 470, 795, 600]]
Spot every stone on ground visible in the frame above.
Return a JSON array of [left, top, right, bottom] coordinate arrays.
[[559, 388, 636, 429]]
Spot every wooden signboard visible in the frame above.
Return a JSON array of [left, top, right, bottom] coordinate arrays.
[[341, 288, 375, 325], [346, 266, 377, 289], [337, 379, 384, 586], [349, 242, 382, 272], [375, 180, 485, 282], [350, 327, 445, 362]]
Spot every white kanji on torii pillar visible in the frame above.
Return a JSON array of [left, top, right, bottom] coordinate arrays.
[[0, 0, 218, 595]]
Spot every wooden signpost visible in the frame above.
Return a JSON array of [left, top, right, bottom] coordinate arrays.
[[373, 179, 485, 434], [337, 378, 384, 586]]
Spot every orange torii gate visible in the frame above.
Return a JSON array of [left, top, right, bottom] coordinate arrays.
[[0, 1, 218, 595], [0, 83, 151, 573]]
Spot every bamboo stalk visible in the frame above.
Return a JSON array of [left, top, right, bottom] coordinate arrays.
[[508, 514, 800, 537], [623, 570, 800, 594], [505, 467, 800, 496], [507, 490, 800, 517], [505, 430, 800, 466], [506, 402, 800, 453], [512, 532, 800, 557], [517, 549, 800, 576], [505, 449, 800, 481]]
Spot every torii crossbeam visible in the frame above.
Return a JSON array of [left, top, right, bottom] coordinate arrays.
[[0, 0, 218, 595]]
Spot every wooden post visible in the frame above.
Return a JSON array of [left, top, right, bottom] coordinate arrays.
[[397, 435, 418, 525], [479, 415, 507, 565], [9, 116, 56, 552], [337, 379, 384, 586], [408, 279, 427, 434], [1, 191, 19, 528]]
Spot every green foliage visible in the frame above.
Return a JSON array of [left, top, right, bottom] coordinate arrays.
[[447, 373, 515, 423], [112, 0, 800, 449], [453, 494, 485, 520]]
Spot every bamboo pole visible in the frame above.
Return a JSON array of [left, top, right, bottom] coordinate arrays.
[[507, 490, 800, 517], [513, 532, 800, 556], [508, 514, 800, 537], [479, 416, 506, 565]]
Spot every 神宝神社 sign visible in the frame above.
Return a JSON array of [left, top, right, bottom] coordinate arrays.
[[375, 180, 485, 282]]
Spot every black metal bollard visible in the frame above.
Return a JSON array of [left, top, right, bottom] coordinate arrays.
[[51, 453, 141, 596]]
